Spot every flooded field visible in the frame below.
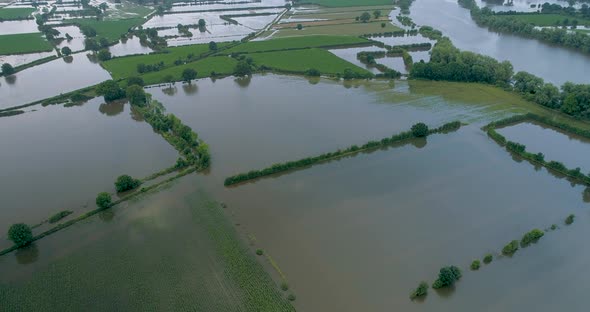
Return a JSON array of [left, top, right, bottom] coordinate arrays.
[[0, 20, 39, 35], [0, 53, 111, 109], [497, 121, 590, 173], [0, 98, 178, 233]]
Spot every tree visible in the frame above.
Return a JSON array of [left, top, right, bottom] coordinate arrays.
[[182, 68, 197, 83], [410, 282, 428, 300], [99, 38, 110, 48], [432, 266, 461, 289], [84, 38, 100, 51], [99, 2, 108, 12], [305, 68, 321, 77], [61, 46, 72, 56], [373, 10, 382, 19], [234, 60, 252, 77], [8, 223, 33, 247], [198, 18, 206, 28], [96, 80, 125, 101], [297, 23, 303, 30], [80, 25, 97, 37], [502, 240, 519, 255], [411, 123, 429, 137], [97, 49, 112, 61], [164, 74, 175, 86], [115, 174, 141, 192], [470, 260, 481, 270], [1, 63, 15, 75], [360, 12, 371, 23], [96, 192, 112, 209], [208, 41, 218, 51], [127, 76, 144, 87], [126, 85, 146, 106]]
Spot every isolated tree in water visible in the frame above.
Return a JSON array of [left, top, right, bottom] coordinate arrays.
[[1, 63, 15, 75], [411, 123, 429, 137], [8, 223, 33, 247]]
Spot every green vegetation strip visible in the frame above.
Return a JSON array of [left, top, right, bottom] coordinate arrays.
[[484, 113, 590, 185], [224, 35, 371, 54], [0, 33, 53, 55], [224, 121, 461, 186], [0, 7, 35, 20], [69, 18, 145, 42], [293, 0, 394, 7]]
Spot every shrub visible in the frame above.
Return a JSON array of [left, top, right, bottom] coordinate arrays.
[[1, 63, 15, 75], [280, 282, 289, 291], [126, 85, 146, 106], [97, 49, 112, 61], [411, 123, 429, 137], [234, 60, 252, 77], [61, 46, 72, 56], [287, 294, 296, 301], [565, 214, 575, 225], [550, 224, 557, 230], [96, 80, 125, 102], [502, 240, 519, 255], [48, 210, 73, 224], [127, 76, 144, 87], [96, 192, 112, 209], [255, 249, 264, 256], [432, 266, 461, 289], [470, 260, 481, 271], [296, 23, 303, 30], [8, 223, 33, 247], [305, 68, 321, 77], [410, 281, 428, 300], [115, 175, 141, 192], [520, 228, 544, 247], [483, 254, 493, 264]]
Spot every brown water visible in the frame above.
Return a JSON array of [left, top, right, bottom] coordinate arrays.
[[497, 121, 590, 173], [0, 98, 178, 234], [1, 75, 589, 311]]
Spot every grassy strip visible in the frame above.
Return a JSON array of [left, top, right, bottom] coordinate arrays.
[[484, 113, 590, 185], [224, 121, 461, 186], [0, 33, 54, 55], [274, 21, 402, 37], [250, 48, 372, 75], [68, 18, 145, 42], [223, 35, 371, 54], [0, 7, 35, 20], [294, 0, 393, 7], [138, 56, 237, 85], [0, 110, 24, 117]]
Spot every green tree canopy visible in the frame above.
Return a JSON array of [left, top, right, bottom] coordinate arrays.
[[115, 174, 141, 192], [96, 192, 112, 209], [96, 80, 125, 102], [126, 85, 146, 106], [1, 63, 15, 75], [411, 123, 429, 137], [182, 68, 197, 83], [8, 223, 33, 247], [61, 46, 72, 56]]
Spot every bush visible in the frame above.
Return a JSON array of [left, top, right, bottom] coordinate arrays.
[[127, 76, 144, 87], [8, 223, 33, 247], [255, 249, 264, 256], [287, 294, 296, 301], [432, 266, 461, 289], [305, 68, 321, 77], [502, 240, 519, 255], [115, 174, 141, 192], [280, 282, 289, 291], [470, 260, 481, 271], [411, 123, 429, 137], [565, 214, 575, 225], [550, 224, 557, 230], [520, 228, 544, 247], [234, 60, 252, 77], [483, 254, 493, 264], [48, 210, 73, 224], [126, 85, 146, 106], [1, 62, 15, 75], [96, 80, 125, 102], [410, 281, 428, 300], [96, 192, 112, 209], [97, 49, 112, 61]]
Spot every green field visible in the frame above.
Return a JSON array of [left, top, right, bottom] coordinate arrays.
[[0, 33, 53, 55], [103, 43, 230, 80], [250, 48, 371, 75], [225, 35, 370, 54], [273, 21, 401, 37], [497, 13, 590, 26], [0, 7, 35, 19], [139, 56, 238, 85], [297, 0, 394, 7], [71, 18, 145, 42]]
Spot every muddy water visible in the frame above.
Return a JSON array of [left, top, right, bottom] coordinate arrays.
[[497, 121, 590, 172], [410, 0, 590, 85], [0, 98, 178, 233], [109, 36, 154, 57], [0, 53, 111, 109]]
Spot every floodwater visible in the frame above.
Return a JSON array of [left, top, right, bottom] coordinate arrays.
[[1, 75, 589, 311], [0, 53, 111, 109], [409, 0, 590, 85], [54, 25, 85, 52], [328, 46, 388, 74], [109, 36, 154, 57], [0, 51, 56, 67], [0, 97, 178, 235], [0, 20, 38, 35], [497, 121, 590, 173]]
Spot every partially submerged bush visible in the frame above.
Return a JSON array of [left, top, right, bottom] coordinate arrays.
[[470, 260, 481, 271], [280, 282, 289, 291], [287, 294, 296, 301], [115, 175, 141, 192], [520, 229, 544, 247], [432, 266, 461, 289], [48, 210, 73, 224], [483, 254, 493, 264], [565, 214, 575, 225], [502, 240, 519, 256], [410, 281, 429, 300], [255, 249, 264, 256], [8, 223, 33, 247], [411, 122, 429, 137], [96, 192, 112, 209]]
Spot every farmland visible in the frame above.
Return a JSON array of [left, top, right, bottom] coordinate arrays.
[[225, 35, 370, 54], [0, 7, 35, 20], [0, 33, 53, 55], [295, 0, 395, 7], [70, 18, 146, 42], [139, 56, 237, 85]]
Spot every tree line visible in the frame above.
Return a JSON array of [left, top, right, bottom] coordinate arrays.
[[224, 121, 461, 186]]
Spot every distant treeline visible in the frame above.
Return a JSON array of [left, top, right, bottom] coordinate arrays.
[[458, 0, 590, 54], [224, 121, 461, 186], [484, 113, 590, 185]]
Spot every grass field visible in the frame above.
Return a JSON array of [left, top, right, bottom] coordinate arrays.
[[225, 35, 370, 54], [0, 33, 53, 55], [0, 7, 35, 19], [250, 48, 371, 75], [139, 56, 238, 85], [71, 18, 145, 42], [272, 21, 400, 37], [103, 43, 230, 80], [497, 13, 590, 26], [296, 0, 394, 7]]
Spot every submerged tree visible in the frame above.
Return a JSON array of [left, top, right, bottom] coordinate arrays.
[[115, 175, 141, 192], [411, 123, 429, 137], [8, 223, 33, 247], [1, 62, 15, 75], [432, 266, 461, 289], [96, 80, 125, 101], [234, 61, 252, 77], [61, 46, 72, 56], [96, 192, 112, 209], [126, 85, 146, 106]]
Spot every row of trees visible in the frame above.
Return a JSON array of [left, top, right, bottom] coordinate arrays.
[[459, 0, 590, 54], [224, 121, 460, 186]]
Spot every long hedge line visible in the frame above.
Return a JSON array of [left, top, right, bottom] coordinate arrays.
[[484, 113, 590, 185], [224, 121, 461, 186]]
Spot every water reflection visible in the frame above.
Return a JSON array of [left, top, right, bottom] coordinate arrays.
[[99, 101, 125, 116], [99, 209, 115, 222], [306, 77, 320, 85], [411, 137, 427, 149], [15, 244, 39, 265], [234, 76, 251, 88], [5, 75, 16, 84], [162, 86, 178, 96], [182, 83, 198, 95], [63, 56, 74, 64]]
